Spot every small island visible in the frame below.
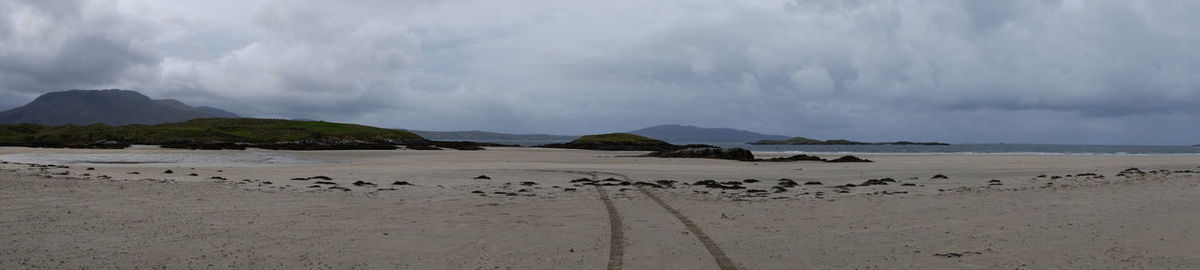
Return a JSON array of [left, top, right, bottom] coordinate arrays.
[[749, 136, 949, 145], [539, 133, 712, 151]]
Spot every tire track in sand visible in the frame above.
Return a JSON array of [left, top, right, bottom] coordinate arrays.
[[593, 184, 624, 270], [520, 169, 623, 270], [598, 171, 739, 270], [519, 169, 737, 269]]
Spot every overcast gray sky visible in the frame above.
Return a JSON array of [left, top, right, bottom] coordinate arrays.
[[2, 0, 1198, 145]]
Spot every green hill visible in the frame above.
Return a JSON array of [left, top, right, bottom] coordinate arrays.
[[572, 133, 663, 143], [0, 118, 426, 150], [539, 133, 707, 151], [407, 130, 576, 142]]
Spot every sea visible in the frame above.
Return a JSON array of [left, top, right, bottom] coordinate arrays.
[[470, 139, 1200, 155], [732, 144, 1200, 155]]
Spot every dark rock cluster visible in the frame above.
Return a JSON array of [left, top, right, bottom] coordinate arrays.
[[692, 180, 746, 190], [826, 155, 873, 163], [632, 180, 678, 189], [352, 181, 376, 186], [1116, 168, 1145, 177], [755, 154, 825, 162], [644, 147, 874, 164], [754, 154, 872, 163], [645, 147, 755, 161]]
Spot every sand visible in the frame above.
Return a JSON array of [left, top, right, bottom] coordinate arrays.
[[2, 146, 1200, 269]]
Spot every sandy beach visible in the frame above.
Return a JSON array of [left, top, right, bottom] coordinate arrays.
[[3, 146, 1200, 269]]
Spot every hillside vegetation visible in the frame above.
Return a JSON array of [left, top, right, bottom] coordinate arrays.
[[407, 130, 576, 142], [539, 133, 715, 151], [572, 133, 662, 143], [0, 118, 426, 150]]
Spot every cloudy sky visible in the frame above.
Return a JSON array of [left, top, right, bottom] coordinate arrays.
[[2, 0, 1198, 145]]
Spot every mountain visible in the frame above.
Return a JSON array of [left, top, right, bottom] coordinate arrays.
[[0, 89, 241, 126], [628, 124, 789, 144], [152, 99, 194, 111], [407, 130, 577, 142], [195, 106, 242, 118]]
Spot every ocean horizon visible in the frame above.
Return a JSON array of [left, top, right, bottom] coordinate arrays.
[[735, 143, 1200, 155], [456, 139, 1200, 155]]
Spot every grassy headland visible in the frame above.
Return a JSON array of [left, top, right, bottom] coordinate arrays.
[[572, 133, 663, 143], [0, 118, 427, 150], [539, 133, 714, 151]]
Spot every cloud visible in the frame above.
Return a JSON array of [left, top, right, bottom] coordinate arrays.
[[150, 1, 423, 120], [0, 0, 160, 93], [1, 0, 1199, 144]]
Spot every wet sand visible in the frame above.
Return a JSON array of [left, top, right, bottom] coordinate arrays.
[[2, 146, 1200, 269]]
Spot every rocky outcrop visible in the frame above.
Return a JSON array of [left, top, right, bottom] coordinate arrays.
[[539, 133, 712, 152], [644, 147, 875, 163], [644, 147, 755, 161], [755, 154, 872, 163], [826, 155, 873, 163], [756, 154, 826, 162]]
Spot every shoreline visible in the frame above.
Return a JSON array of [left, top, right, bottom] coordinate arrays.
[[3, 147, 1200, 268], [755, 150, 1200, 157]]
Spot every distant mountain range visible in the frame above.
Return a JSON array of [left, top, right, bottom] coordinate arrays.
[[410, 124, 790, 145], [749, 137, 949, 145], [628, 124, 789, 144], [0, 89, 241, 126], [195, 106, 241, 118]]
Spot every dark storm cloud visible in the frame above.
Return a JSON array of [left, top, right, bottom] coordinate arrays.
[[0, 0, 159, 93], [1, 0, 1198, 144]]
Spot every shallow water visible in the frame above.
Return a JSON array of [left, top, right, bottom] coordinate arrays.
[[733, 143, 1200, 155], [442, 138, 1200, 155], [0, 151, 320, 166]]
